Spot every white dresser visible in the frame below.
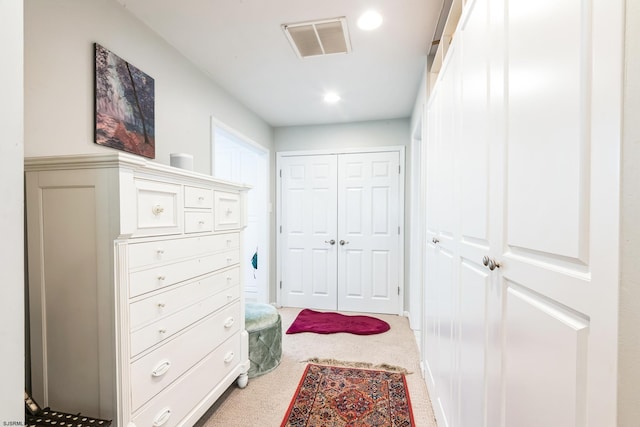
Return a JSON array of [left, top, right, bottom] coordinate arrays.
[[25, 153, 250, 427]]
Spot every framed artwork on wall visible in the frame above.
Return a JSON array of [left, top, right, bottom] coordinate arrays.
[[94, 43, 155, 158]]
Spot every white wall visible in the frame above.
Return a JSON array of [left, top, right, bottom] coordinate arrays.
[[24, 0, 278, 327], [618, 0, 640, 424], [0, 0, 24, 422], [24, 0, 273, 174], [274, 118, 412, 309], [275, 118, 410, 152]]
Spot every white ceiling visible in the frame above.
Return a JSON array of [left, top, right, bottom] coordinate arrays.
[[117, 0, 444, 127]]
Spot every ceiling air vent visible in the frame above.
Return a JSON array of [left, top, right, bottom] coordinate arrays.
[[282, 17, 352, 59]]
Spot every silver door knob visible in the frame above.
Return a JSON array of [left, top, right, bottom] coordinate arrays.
[[325, 239, 336, 245], [432, 237, 440, 244], [339, 240, 349, 245], [488, 259, 501, 271], [482, 256, 490, 266]]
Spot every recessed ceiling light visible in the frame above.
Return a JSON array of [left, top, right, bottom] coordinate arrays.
[[357, 10, 383, 31], [324, 92, 341, 103]]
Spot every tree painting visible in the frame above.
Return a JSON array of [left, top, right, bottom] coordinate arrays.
[[95, 43, 155, 158]]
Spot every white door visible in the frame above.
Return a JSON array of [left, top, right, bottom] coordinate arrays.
[[456, 1, 495, 426], [280, 155, 338, 310], [213, 125, 269, 303], [279, 150, 403, 314], [337, 152, 401, 314], [499, 0, 620, 425], [428, 44, 461, 427], [423, 0, 623, 425]]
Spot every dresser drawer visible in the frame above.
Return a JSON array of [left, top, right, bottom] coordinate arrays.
[[130, 285, 240, 357], [128, 233, 240, 269], [130, 302, 241, 410], [214, 191, 241, 230], [130, 267, 240, 330], [129, 249, 240, 298], [184, 211, 213, 233], [133, 179, 181, 236], [184, 186, 213, 209], [131, 335, 241, 427]]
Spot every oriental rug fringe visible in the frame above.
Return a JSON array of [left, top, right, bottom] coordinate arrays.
[[303, 357, 412, 375]]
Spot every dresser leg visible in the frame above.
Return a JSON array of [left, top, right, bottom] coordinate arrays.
[[237, 372, 249, 389]]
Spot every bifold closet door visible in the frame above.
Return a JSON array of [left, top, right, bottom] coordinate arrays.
[[337, 152, 401, 314], [280, 155, 338, 310]]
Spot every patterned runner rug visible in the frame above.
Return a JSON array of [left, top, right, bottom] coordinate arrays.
[[280, 363, 415, 427]]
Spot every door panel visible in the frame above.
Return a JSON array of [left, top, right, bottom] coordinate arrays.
[[434, 247, 455, 427], [506, 0, 589, 262], [337, 152, 400, 314], [505, 284, 588, 427], [459, 261, 489, 427], [280, 155, 338, 310]]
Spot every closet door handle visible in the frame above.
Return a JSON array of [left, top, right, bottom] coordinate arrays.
[[325, 239, 336, 245], [432, 237, 440, 244], [339, 240, 349, 246], [482, 256, 490, 266], [488, 259, 501, 271]]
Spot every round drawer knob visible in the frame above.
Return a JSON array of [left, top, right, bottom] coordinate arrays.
[[224, 317, 235, 328]]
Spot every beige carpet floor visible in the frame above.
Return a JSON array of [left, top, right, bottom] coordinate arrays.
[[195, 307, 438, 427]]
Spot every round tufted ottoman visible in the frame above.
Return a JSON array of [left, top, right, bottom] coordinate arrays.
[[245, 303, 282, 378]]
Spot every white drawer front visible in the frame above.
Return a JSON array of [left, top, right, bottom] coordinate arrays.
[[130, 267, 240, 330], [129, 249, 240, 298], [131, 335, 241, 427], [184, 186, 213, 209], [130, 285, 240, 357], [214, 191, 241, 230], [134, 179, 181, 236], [130, 302, 241, 410], [184, 211, 213, 233], [128, 233, 240, 269]]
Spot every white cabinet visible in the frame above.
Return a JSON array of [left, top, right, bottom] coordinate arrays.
[[423, 0, 623, 426], [25, 153, 250, 427]]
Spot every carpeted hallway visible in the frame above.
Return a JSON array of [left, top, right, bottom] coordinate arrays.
[[195, 307, 438, 427]]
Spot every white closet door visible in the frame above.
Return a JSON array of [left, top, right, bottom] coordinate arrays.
[[457, 1, 494, 424], [434, 42, 462, 427], [500, 0, 620, 425], [337, 152, 401, 314], [423, 0, 622, 426], [280, 155, 338, 310]]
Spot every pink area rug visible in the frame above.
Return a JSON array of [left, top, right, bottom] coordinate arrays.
[[286, 309, 391, 335]]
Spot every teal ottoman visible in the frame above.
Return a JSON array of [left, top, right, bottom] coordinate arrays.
[[245, 303, 282, 378]]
